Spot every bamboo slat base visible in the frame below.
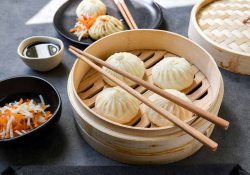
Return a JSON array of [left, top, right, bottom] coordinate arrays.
[[77, 49, 214, 128]]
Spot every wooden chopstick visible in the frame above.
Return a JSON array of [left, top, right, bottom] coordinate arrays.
[[119, 0, 138, 29], [69, 47, 218, 151], [114, 0, 135, 30], [69, 46, 230, 130]]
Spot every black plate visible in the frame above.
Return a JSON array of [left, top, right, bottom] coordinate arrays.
[[53, 0, 163, 45]]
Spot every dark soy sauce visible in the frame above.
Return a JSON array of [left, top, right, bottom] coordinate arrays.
[[23, 41, 60, 58]]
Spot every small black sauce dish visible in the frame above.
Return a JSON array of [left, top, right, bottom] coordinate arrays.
[[0, 75, 62, 144]]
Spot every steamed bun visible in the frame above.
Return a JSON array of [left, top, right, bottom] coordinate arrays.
[[76, 0, 107, 18], [102, 52, 145, 87], [152, 57, 194, 91], [146, 89, 193, 127], [88, 15, 124, 40], [95, 86, 140, 124]]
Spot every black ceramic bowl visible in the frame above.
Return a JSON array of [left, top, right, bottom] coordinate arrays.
[[0, 76, 62, 143]]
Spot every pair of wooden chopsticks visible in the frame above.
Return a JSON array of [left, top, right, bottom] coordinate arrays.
[[114, 0, 138, 30], [69, 46, 230, 151]]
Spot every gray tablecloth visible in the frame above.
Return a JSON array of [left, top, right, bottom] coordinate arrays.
[[0, 0, 250, 172]]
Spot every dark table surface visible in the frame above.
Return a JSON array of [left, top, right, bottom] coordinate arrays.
[[0, 0, 250, 172]]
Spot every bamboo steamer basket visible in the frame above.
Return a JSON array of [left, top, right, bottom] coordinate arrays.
[[68, 30, 224, 164], [188, 0, 250, 75]]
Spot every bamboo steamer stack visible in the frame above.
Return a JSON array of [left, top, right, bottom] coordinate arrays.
[[189, 0, 250, 75], [67, 30, 224, 165]]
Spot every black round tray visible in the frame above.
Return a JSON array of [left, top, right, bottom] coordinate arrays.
[[53, 0, 163, 45]]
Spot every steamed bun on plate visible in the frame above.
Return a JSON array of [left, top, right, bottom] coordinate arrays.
[[76, 0, 107, 18], [146, 89, 193, 127], [152, 57, 194, 91], [88, 15, 124, 40], [95, 86, 140, 124], [102, 52, 145, 87]]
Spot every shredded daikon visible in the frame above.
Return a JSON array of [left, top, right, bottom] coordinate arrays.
[[37, 116, 46, 123], [15, 130, 23, 136], [10, 123, 13, 138], [6, 116, 14, 133], [74, 21, 88, 41], [0, 96, 52, 140], [21, 130, 27, 134], [39, 95, 45, 106]]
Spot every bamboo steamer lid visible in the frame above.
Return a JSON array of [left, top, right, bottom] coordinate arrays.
[[189, 0, 250, 75]]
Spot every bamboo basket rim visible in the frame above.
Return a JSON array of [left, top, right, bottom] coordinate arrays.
[[191, 0, 250, 57], [70, 29, 223, 131]]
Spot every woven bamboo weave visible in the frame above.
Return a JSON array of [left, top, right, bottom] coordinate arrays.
[[196, 0, 250, 53]]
